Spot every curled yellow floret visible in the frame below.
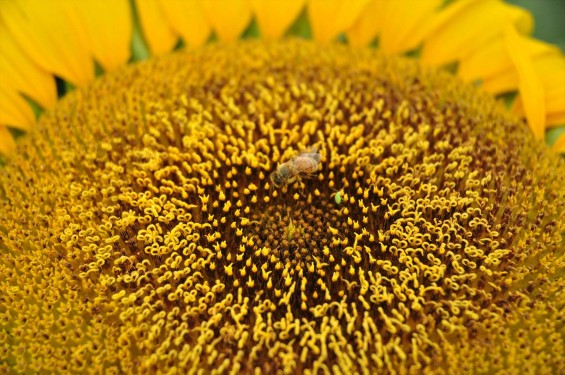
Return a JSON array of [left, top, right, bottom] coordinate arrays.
[[1, 40, 564, 374]]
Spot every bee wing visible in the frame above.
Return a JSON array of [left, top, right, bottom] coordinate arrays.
[[300, 145, 319, 157], [309, 152, 321, 163], [297, 173, 318, 180], [293, 157, 321, 175], [283, 146, 321, 171], [293, 163, 316, 174], [296, 148, 321, 162]]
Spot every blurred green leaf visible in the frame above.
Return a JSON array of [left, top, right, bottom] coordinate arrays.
[[242, 19, 261, 39], [546, 126, 565, 146], [507, 0, 565, 52], [130, 0, 150, 61], [285, 8, 312, 39]]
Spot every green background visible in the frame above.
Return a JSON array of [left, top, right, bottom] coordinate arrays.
[[508, 0, 565, 52]]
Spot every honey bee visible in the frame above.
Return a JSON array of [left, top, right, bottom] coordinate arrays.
[[270, 148, 321, 188]]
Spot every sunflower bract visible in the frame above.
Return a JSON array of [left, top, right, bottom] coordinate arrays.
[[0, 40, 564, 374]]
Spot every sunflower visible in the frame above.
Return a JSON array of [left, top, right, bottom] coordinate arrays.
[[1, 1, 564, 374]]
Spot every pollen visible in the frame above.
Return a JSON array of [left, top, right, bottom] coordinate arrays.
[[0, 40, 564, 374]]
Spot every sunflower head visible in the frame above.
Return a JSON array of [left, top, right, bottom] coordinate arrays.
[[1, 39, 564, 374]]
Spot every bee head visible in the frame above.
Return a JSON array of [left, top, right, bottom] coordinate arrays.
[[270, 171, 283, 187]]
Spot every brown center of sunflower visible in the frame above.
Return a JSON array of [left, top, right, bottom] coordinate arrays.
[[1, 40, 564, 374]]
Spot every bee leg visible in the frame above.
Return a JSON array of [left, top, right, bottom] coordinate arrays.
[[287, 176, 300, 192], [297, 177, 307, 196]]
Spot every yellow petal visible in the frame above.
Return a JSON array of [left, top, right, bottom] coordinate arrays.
[[158, 0, 211, 47], [0, 22, 57, 109], [379, 0, 442, 55], [493, 51, 565, 99], [0, 125, 16, 156], [553, 133, 565, 153], [512, 91, 565, 129], [200, 0, 252, 43], [533, 53, 565, 95], [421, 0, 533, 66], [1, 0, 94, 86], [505, 26, 545, 140], [546, 88, 565, 121], [543, 82, 565, 128], [250, 0, 305, 39], [346, 0, 385, 47], [76, 0, 132, 72], [307, 0, 371, 43], [481, 69, 517, 94], [458, 36, 557, 85], [136, 0, 178, 55], [547, 113, 565, 127], [507, 55, 565, 114], [0, 86, 35, 132], [502, 50, 565, 129]]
